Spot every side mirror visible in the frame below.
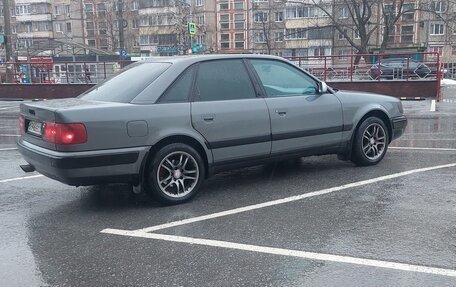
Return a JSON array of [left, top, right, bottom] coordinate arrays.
[[318, 81, 328, 94]]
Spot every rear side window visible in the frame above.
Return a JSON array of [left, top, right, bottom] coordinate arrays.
[[194, 59, 256, 101], [158, 65, 196, 103], [79, 62, 171, 103]]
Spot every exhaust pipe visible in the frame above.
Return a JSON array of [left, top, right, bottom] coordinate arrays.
[[20, 164, 35, 173]]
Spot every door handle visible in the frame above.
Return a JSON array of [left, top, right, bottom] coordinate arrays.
[[202, 114, 215, 121], [275, 109, 287, 116]]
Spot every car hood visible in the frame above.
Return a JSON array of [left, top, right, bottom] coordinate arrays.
[[334, 89, 397, 101]]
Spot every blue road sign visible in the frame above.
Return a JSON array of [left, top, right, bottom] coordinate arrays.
[[120, 49, 128, 58]]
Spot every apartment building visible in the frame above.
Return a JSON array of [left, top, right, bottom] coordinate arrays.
[[216, 0, 250, 53], [53, 0, 83, 45], [82, 0, 139, 53], [282, 0, 333, 58], [193, 0, 216, 53], [249, 0, 285, 55]]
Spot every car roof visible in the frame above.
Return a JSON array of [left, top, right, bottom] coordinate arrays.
[[139, 54, 285, 65]]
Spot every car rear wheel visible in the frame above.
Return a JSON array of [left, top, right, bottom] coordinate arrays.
[[351, 117, 389, 166], [146, 143, 205, 205]]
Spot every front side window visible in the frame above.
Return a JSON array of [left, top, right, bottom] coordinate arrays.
[[250, 60, 317, 97], [195, 60, 256, 101]]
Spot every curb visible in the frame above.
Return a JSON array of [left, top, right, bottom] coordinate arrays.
[[0, 98, 24, 101], [399, 97, 426, 101]]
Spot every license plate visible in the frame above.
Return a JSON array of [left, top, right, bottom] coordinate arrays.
[[27, 120, 43, 136]]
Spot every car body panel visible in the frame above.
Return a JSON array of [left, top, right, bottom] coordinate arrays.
[[264, 93, 344, 154], [191, 99, 271, 164], [17, 54, 407, 188]]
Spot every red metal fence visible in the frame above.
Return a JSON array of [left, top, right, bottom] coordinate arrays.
[[1, 60, 133, 84], [284, 52, 442, 82], [1, 52, 442, 99]]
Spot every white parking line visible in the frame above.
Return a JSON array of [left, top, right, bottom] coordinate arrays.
[[0, 147, 18, 151], [101, 229, 456, 278], [430, 99, 436, 112], [0, 175, 43, 184], [0, 134, 20, 137], [128, 163, 456, 233], [389, 147, 456, 151]]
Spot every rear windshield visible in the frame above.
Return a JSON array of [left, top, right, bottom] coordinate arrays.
[[79, 62, 171, 103]]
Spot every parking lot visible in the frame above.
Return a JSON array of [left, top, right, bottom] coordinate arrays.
[[0, 99, 455, 286]]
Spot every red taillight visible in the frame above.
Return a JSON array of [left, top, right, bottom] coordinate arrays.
[[19, 116, 24, 134], [43, 122, 87, 145]]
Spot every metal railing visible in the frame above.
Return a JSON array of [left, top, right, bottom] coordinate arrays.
[[284, 52, 442, 82], [1, 60, 133, 84]]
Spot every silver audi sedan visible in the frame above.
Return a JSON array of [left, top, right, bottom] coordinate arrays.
[[18, 54, 407, 204]]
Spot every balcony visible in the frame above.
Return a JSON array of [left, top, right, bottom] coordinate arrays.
[[17, 31, 53, 38], [15, 0, 51, 4], [16, 14, 52, 22]]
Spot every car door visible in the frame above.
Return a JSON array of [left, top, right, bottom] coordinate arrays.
[[248, 59, 343, 156], [191, 59, 271, 164]]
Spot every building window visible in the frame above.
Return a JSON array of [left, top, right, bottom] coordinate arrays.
[[132, 0, 139, 10], [15, 4, 32, 15], [400, 35, 413, 43], [274, 31, 284, 42], [196, 16, 205, 25], [354, 28, 360, 39], [234, 13, 244, 21], [235, 42, 244, 49], [220, 14, 229, 22], [432, 1, 446, 13], [431, 23, 444, 35], [234, 22, 244, 29], [65, 4, 70, 15], [313, 47, 330, 56], [54, 5, 62, 15], [338, 49, 350, 62], [221, 33, 230, 41], [235, 33, 244, 41], [274, 12, 283, 22], [221, 42, 229, 49], [254, 32, 266, 43], [132, 19, 139, 29], [234, 2, 244, 10], [55, 23, 63, 32], [220, 23, 229, 30], [254, 12, 268, 22], [285, 28, 308, 40], [220, 3, 228, 10], [402, 12, 414, 21], [401, 25, 413, 34], [339, 6, 349, 19], [430, 46, 443, 55], [66, 22, 72, 33], [286, 6, 317, 19], [338, 30, 347, 40], [451, 46, 456, 55]]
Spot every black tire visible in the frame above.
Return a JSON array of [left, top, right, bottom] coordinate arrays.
[[351, 117, 389, 166], [145, 143, 205, 205]]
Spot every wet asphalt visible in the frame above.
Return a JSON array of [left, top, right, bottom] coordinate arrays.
[[0, 99, 455, 286]]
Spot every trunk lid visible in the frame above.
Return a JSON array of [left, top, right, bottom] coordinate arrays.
[[19, 98, 107, 150]]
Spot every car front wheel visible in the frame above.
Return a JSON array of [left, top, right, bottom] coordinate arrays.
[[351, 117, 389, 166], [146, 143, 205, 205]]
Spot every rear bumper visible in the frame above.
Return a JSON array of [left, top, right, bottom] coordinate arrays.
[[17, 138, 149, 186], [391, 115, 407, 141]]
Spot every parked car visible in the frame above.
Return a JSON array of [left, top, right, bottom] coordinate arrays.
[[369, 58, 442, 80], [17, 55, 407, 204]]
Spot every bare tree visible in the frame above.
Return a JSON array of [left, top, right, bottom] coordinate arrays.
[[310, 0, 406, 63], [251, 0, 287, 54]]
